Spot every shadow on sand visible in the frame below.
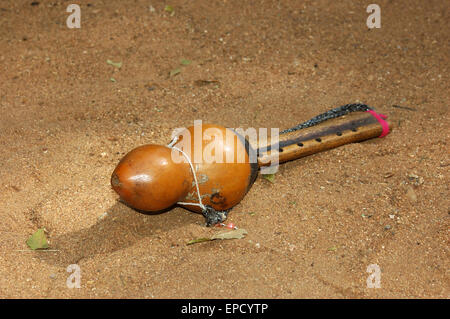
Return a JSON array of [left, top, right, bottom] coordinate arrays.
[[38, 202, 191, 267]]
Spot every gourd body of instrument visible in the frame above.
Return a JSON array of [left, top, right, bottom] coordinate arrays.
[[112, 124, 256, 213]]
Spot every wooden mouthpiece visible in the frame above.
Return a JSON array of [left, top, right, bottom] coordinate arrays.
[[255, 111, 388, 167]]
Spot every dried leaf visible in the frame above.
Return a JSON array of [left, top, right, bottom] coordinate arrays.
[[187, 229, 248, 245], [187, 238, 211, 245], [106, 59, 122, 68], [211, 228, 248, 240], [26, 229, 49, 250], [194, 80, 219, 87]]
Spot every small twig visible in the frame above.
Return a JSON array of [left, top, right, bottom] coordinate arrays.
[[391, 104, 417, 111]]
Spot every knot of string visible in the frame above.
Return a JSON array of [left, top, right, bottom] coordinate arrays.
[[167, 136, 206, 211]]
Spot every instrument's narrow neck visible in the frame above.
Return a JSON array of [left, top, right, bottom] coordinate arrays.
[[252, 111, 385, 167]]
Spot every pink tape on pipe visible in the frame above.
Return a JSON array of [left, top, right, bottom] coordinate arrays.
[[366, 110, 389, 138]]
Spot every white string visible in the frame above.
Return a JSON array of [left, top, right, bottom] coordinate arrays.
[[167, 136, 206, 211]]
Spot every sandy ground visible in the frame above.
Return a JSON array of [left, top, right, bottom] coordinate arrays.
[[0, 0, 448, 298]]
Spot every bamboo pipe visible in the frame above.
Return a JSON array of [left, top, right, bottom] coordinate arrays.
[[252, 111, 385, 167]]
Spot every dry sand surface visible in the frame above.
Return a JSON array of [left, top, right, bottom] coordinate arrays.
[[0, 0, 448, 298]]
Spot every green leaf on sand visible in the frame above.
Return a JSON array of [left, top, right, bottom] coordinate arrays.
[[169, 59, 191, 77], [106, 59, 122, 68], [170, 67, 181, 77], [164, 5, 174, 12], [26, 229, 49, 250], [110, 77, 116, 82], [262, 173, 275, 183]]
